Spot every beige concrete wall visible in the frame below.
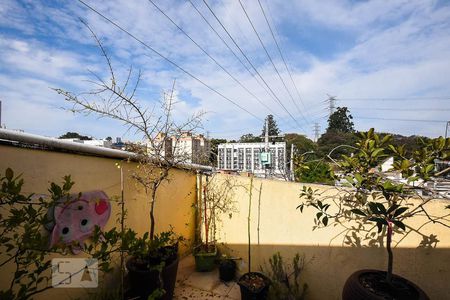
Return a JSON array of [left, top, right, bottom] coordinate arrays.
[[0, 145, 197, 299], [213, 173, 450, 300]]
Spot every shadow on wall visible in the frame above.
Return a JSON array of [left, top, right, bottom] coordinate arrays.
[[211, 174, 450, 300], [220, 243, 450, 300]]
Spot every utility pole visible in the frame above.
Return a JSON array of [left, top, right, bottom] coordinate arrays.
[[313, 123, 320, 142], [265, 117, 269, 153], [290, 143, 295, 181], [326, 94, 337, 117], [264, 117, 269, 179], [260, 116, 285, 179], [446, 121, 450, 139], [0, 100, 2, 128]]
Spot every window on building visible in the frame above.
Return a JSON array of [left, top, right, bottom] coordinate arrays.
[[245, 148, 252, 170], [226, 148, 232, 169], [270, 148, 276, 169], [253, 148, 261, 170], [218, 148, 224, 169], [278, 147, 285, 172], [238, 148, 244, 170]]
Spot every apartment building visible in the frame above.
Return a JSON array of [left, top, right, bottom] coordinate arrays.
[[217, 142, 286, 177], [152, 132, 210, 164]]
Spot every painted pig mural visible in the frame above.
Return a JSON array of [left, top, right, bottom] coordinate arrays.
[[48, 190, 111, 253]]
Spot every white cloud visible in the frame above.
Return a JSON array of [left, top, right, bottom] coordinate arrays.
[[0, 0, 449, 140]]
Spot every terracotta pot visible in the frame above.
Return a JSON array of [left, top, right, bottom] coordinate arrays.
[[342, 269, 429, 300]]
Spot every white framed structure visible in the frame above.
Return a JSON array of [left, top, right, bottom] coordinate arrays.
[[217, 142, 286, 177]]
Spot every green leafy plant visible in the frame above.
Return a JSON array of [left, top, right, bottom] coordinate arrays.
[[261, 252, 309, 300], [297, 129, 450, 285], [0, 168, 126, 299]]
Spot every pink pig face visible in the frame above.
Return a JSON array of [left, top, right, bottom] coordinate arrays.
[[49, 190, 111, 252]]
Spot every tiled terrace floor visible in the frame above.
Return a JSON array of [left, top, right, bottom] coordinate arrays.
[[174, 255, 241, 299]]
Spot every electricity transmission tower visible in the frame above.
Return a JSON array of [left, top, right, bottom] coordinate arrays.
[[313, 123, 320, 142], [326, 94, 337, 117]]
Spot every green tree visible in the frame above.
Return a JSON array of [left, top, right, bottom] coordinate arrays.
[[239, 133, 261, 143], [317, 131, 358, 159], [285, 133, 316, 156], [380, 133, 431, 156], [296, 160, 334, 185], [261, 114, 280, 136], [327, 107, 354, 133], [59, 131, 92, 140], [298, 129, 450, 291], [209, 138, 227, 165]]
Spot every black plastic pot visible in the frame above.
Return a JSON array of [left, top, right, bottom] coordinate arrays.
[[219, 259, 236, 282], [342, 269, 429, 300], [126, 254, 179, 300], [238, 272, 271, 300]]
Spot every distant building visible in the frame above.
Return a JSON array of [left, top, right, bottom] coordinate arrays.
[[152, 132, 210, 164], [59, 138, 112, 148], [217, 142, 286, 177], [111, 137, 126, 150]]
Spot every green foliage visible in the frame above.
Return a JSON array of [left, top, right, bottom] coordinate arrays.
[[124, 228, 182, 265], [297, 129, 450, 282], [316, 131, 358, 159], [58, 131, 92, 140], [295, 161, 334, 185], [239, 133, 261, 143], [209, 138, 227, 164], [326, 107, 354, 133], [261, 114, 280, 136], [261, 252, 308, 300], [0, 168, 129, 299], [285, 133, 316, 158]]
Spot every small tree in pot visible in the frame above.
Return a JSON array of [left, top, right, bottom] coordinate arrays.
[[55, 23, 203, 300], [297, 129, 450, 300], [194, 175, 237, 272], [238, 176, 271, 300]]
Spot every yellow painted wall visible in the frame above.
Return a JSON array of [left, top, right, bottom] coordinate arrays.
[[0, 145, 197, 299], [213, 174, 450, 300]]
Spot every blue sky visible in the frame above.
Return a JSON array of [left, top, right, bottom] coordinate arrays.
[[1, 0, 450, 141]]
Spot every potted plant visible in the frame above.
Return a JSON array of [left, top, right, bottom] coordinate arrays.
[[260, 252, 309, 300], [56, 25, 204, 299], [194, 178, 217, 272], [238, 176, 271, 299], [125, 230, 182, 300], [219, 254, 238, 282], [297, 129, 449, 300], [194, 175, 237, 272]]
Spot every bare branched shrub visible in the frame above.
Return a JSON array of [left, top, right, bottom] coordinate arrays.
[[54, 23, 204, 239]]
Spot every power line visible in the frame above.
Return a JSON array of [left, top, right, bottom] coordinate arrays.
[[257, 0, 310, 122], [355, 116, 448, 123], [202, 0, 304, 132], [76, 0, 262, 121], [338, 97, 450, 101], [238, 0, 309, 129], [351, 108, 450, 112], [146, 0, 279, 120], [188, 0, 286, 121]]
